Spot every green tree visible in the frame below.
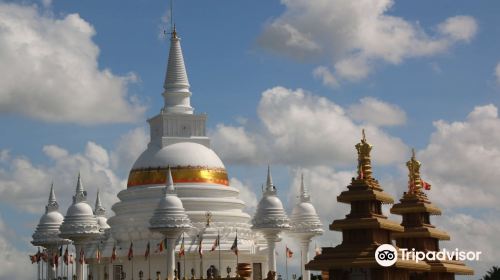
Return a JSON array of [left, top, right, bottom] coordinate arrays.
[[482, 266, 500, 280]]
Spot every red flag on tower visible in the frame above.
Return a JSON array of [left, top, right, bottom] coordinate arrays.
[[422, 179, 431, 190], [128, 242, 134, 261], [286, 246, 293, 258]]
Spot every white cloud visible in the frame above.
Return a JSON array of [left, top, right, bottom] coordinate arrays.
[[230, 177, 258, 213], [312, 66, 339, 88], [0, 215, 35, 280], [419, 104, 500, 210], [212, 86, 408, 167], [0, 3, 145, 124], [258, 0, 477, 82], [437, 15, 478, 43], [110, 127, 149, 175], [495, 62, 500, 85], [0, 127, 148, 214], [347, 97, 407, 127], [211, 125, 259, 165]]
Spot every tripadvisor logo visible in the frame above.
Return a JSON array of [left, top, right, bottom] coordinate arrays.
[[375, 244, 398, 267], [375, 244, 482, 267]]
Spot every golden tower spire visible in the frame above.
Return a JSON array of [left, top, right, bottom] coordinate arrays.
[[355, 129, 373, 181], [406, 148, 426, 197]]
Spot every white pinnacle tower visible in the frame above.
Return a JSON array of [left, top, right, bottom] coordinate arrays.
[[32, 184, 70, 280], [289, 174, 323, 280], [252, 166, 290, 273], [150, 167, 192, 280], [162, 26, 193, 115], [59, 174, 100, 280]]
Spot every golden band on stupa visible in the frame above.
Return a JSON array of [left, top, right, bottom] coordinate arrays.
[[127, 166, 229, 187]]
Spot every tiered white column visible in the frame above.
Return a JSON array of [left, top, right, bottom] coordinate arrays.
[[252, 166, 290, 273], [59, 174, 100, 280], [32, 184, 70, 280], [150, 167, 192, 280], [289, 174, 323, 280]]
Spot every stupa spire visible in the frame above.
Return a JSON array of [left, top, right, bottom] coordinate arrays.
[[162, 25, 193, 114], [299, 173, 311, 202], [355, 129, 373, 180], [165, 166, 175, 193], [94, 189, 106, 217], [73, 172, 87, 203], [46, 183, 59, 213], [265, 165, 276, 194]]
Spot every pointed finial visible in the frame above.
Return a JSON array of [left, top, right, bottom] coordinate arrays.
[[412, 148, 416, 159], [165, 166, 175, 193], [355, 129, 373, 180], [46, 183, 59, 213], [48, 182, 56, 204], [73, 172, 87, 203], [299, 173, 311, 202], [266, 165, 273, 187], [94, 189, 106, 216], [172, 24, 177, 39]]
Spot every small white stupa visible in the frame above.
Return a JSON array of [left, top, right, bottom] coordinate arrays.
[[150, 167, 192, 280], [252, 166, 290, 273], [289, 174, 323, 280], [59, 174, 101, 280], [32, 184, 70, 280]]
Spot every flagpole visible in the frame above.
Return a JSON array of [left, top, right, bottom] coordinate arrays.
[[182, 233, 186, 280], [218, 230, 221, 278], [285, 246, 289, 280], [148, 240, 151, 280], [38, 254, 41, 280], [236, 230, 239, 277], [41, 255, 44, 280]]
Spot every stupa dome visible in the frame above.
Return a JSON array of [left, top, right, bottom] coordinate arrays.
[[67, 202, 94, 217], [290, 174, 323, 235], [39, 210, 64, 225], [133, 142, 225, 169], [128, 142, 228, 187]]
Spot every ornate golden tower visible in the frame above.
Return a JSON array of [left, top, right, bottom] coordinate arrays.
[[391, 151, 474, 280], [306, 131, 429, 280]]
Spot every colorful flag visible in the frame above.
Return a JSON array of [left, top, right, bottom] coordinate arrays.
[[29, 254, 37, 264], [230, 235, 238, 256], [211, 234, 220, 252], [422, 179, 431, 190], [315, 244, 321, 256], [179, 236, 185, 257], [155, 239, 165, 253], [35, 248, 42, 263], [41, 250, 48, 263], [54, 253, 59, 268], [286, 246, 293, 258], [79, 248, 85, 265], [197, 236, 203, 257], [145, 241, 150, 260], [64, 246, 69, 265], [128, 242, 134, 261], [96, 247, 101, 264], [111, 245, 117, 263]]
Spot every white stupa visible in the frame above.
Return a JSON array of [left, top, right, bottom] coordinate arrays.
[[59, 174, 101, 280], [150, 167, 192, 280], [289, 174, 323, 280], [32, 184, 70, 280], [252, 167, 290, 273], [104, 26, 267, 279]]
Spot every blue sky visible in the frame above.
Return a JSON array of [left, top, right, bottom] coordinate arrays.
[[1, 0, 500, 279]]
